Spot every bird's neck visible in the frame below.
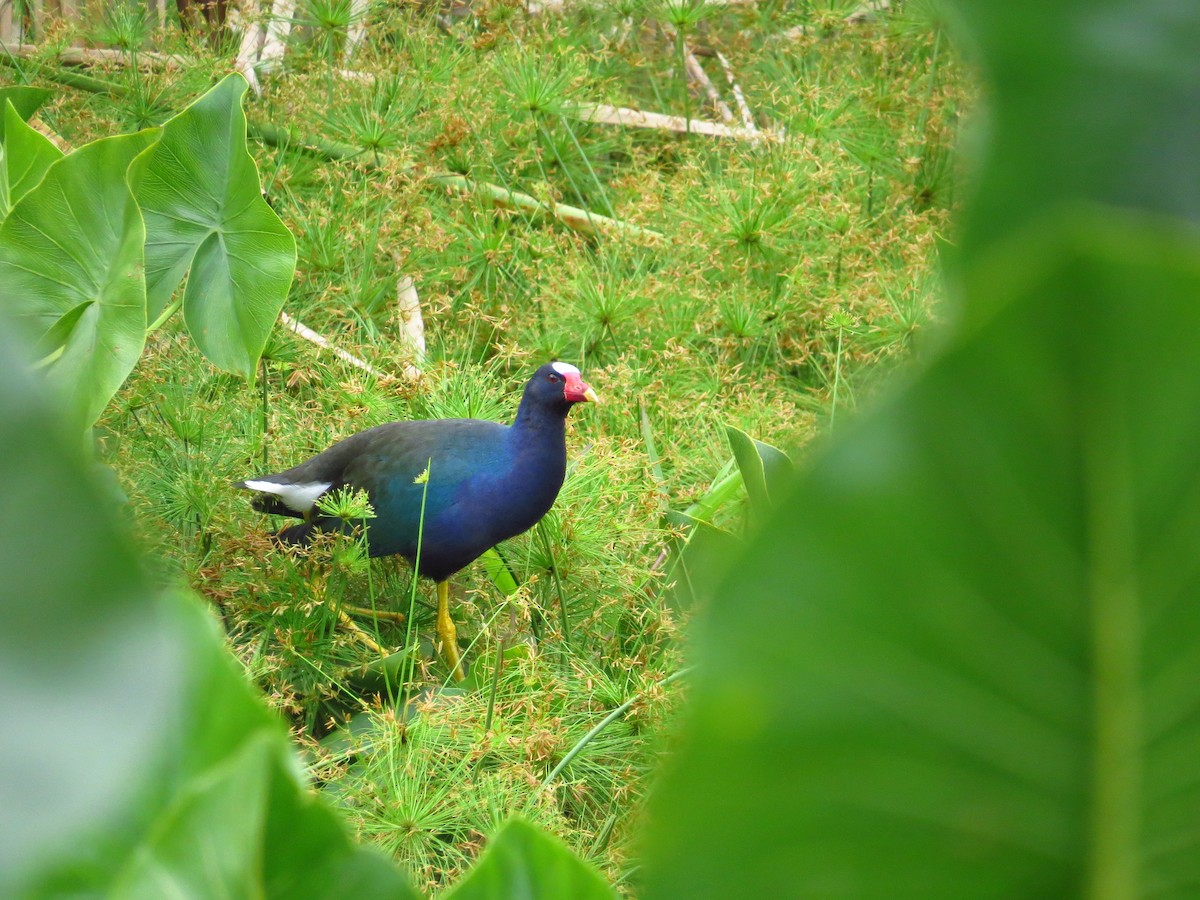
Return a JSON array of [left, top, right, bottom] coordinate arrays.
[[510, 400, 569, 439]]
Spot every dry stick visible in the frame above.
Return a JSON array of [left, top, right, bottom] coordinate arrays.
[[279, 311, 393, 379], [565, 102, 768, 143], [342, 605, 407, 623], [782, 0, 892, 39], [713, 50, 757, 135], [658, 22, 734, 125], [845, 0, 890, 25], [428, 172, 662, 240], [337, 609, 387, 655]]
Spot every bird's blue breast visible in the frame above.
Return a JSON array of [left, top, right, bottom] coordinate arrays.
[[351, 420, 565, 580]]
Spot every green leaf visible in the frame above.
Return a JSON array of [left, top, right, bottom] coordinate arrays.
[[445, 817, 615, 900], [0, 316, 416, 897], [0, 86, 53, 140], [1, 99, 63, 218], [481, 547, 520, 595], [0, 129, 156, 429], [643, 212, 1200, 898], [129, 73, 296, 376], [724, 424, 792, 517]]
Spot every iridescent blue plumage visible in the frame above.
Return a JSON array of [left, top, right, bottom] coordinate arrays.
[[237, 362, 597, 679]]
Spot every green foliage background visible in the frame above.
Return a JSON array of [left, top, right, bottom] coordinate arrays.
[[4, 0, 1196, 897]]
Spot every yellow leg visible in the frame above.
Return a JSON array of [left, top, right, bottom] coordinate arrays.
[[435, 580, 465, 682]]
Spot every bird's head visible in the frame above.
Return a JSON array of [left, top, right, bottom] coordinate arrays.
[[528, 361, 599, 411]]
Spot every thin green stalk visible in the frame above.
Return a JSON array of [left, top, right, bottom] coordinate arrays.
[[483, 633, 504, 734], [259, 358, 269, 469], [675, 27, 691, 136], [402, 460, 433, 690], [540, 666, 694, 792], [557, 114, 619, 220], [830, 319, 845, 431], [536, 523, 571, 649]]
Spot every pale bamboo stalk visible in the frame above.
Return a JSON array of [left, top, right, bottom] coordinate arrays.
[[428, 172, 663, 241], [343, 0, 369, 60], [395, 272, 425, 382], [566, 102, 770, 142], [279, 311, 388, 378], [845, 0, 889, 25], [28, 0, 43, 40], [234, 0, 267, 94], [659, 22, 734, 125], [259, 0, 295, 70], [714, 50, 757, 134], [0, 2, 14, 44], [0, 42, 186, 69]]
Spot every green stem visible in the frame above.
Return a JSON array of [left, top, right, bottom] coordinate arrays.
[[147, 296, 182, 332], [675, 27, 691, 136], [536, 523, 570, 648], [540, 666, 694, 792], [402, 460, 433, 689], [830, 321, 844, 431], [483, 633, 504, 734]]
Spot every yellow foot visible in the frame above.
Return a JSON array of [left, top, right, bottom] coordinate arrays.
[[436, 581, 466, 682]]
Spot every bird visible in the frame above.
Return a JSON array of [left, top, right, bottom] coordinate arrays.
[[236, 361, 598, 680]]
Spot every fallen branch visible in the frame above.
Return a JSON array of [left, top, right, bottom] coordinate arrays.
[[565, 102, 771, 142], [279, 311, 391, 379], [0, 41, 186, 70], [259, 0, 296, 71], [233, 1, 267, 94], [781, 0, 892, 38], [428, 172, 663, 240]]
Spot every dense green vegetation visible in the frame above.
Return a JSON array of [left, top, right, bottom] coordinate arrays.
[[17, 0, 1194, 897], [1, 1, 960, 893]]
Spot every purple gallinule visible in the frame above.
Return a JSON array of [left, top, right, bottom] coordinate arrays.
[[237, 362, 598, 679]]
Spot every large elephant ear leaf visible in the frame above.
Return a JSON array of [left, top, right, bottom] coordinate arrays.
[[642, 212, 1200, 898], [0, 129, 157, 430], [0, 318, 417, 898], [0, 100, 63, 219], [129, 73, 295, 378]]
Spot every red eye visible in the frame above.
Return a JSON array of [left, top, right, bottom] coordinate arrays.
[[547, 373, 560, 383]]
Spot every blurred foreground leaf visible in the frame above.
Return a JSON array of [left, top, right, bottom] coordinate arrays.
[[644, 213, 1200, 896], [445, 817, 615, 900], [0, 318, 414, 897]]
